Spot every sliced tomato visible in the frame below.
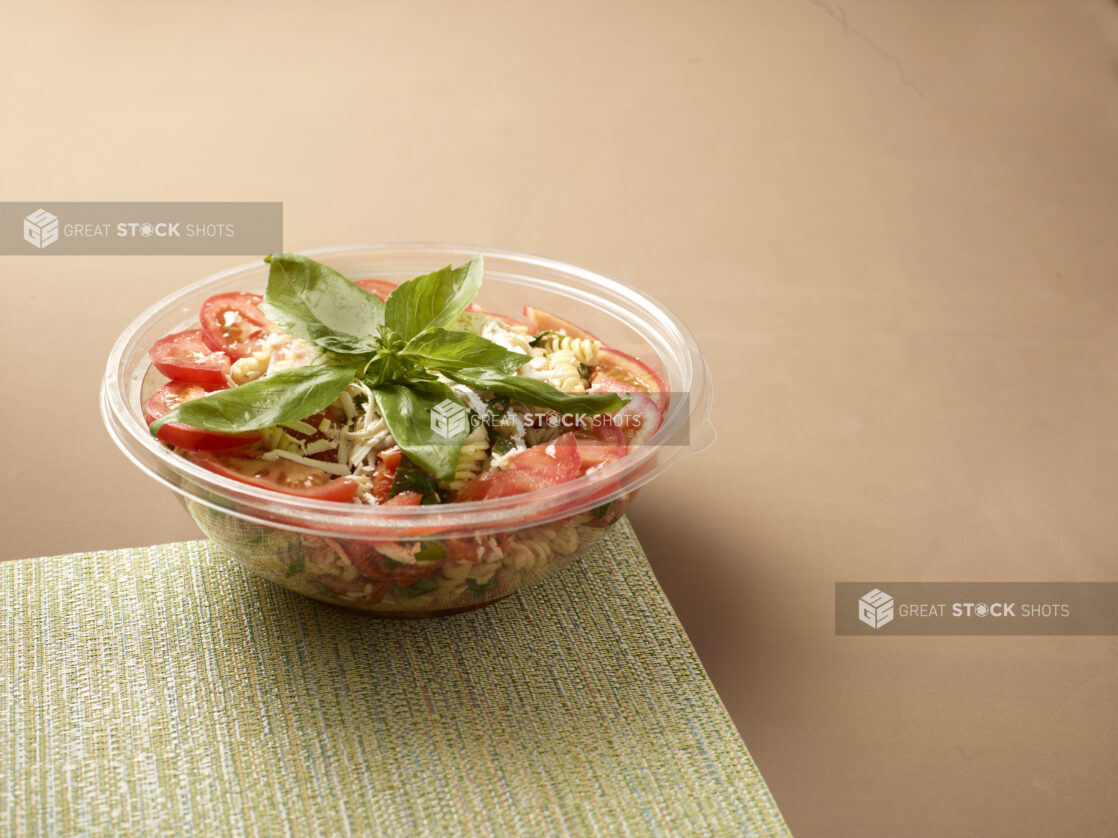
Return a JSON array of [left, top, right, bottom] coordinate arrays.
[[455, 433, 582, 502], [144, 380, 260, 451], [354, 278, 398, 302], [524, 305, 599, 341], [573, 418, 627, 472], [590, 348, 666, 413], [593, 347, 668, 412], [149, 329, 231, 386], [189, 450, 359, 502], [372, 447, 403, 503], [199, 293, 273, 359], [593, 376, 662, 448]]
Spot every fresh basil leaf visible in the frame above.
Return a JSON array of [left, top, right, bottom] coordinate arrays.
[[384, 256, 484, 340], [150, 361, 359, 434], [313, 335, 380, 356], [447, 310, 492, 335], [363, 351, 417, 388], [371, 380, 468, 482], [401, 328, 528, 374], [444, 367, 627, 415], [388, 456, 442, 504], [394, 578, 439, 597], [261, 253, 384, 351]]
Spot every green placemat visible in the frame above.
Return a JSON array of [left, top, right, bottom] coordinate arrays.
[[1, 517, 788, 837]]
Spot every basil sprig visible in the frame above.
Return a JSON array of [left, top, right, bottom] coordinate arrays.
[[150, 252, 627, 482]]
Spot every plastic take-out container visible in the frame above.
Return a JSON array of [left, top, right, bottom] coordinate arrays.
[[102, 244, 715, 617]]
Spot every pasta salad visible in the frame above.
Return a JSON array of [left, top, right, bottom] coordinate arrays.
[[145, 253, 668, 508]]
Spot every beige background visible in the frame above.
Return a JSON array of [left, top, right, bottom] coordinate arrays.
[[2, 1, 1116, 835]]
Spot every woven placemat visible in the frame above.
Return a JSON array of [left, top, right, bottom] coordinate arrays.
[[1, 517, 788, 837]]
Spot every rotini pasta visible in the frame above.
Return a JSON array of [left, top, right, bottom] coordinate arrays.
[[229, 350, 270, 385], [543, 349, 587, 395], [440, 423, 490, 492], [537, 333, 601, 366]]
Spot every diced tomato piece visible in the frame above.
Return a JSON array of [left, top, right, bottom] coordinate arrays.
[[592, 347, 668, 412], [383, 491, 423, 506], [144, 380, 260, 450], [523, 305, 599, 341], [446, 536, 485, 564], [372, 446, 403, 503], [393, 558, 442, 588], [501, 432, 581, 480], [344, 542, 395, 581], [455, 469, 551, 502], [199, 293, 274, 359], [573, 418, 627, 472], [189, 451, 359, 502], [149, 329, 231, 386]]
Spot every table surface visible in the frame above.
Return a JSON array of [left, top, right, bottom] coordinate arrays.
[[1, 1, 1116, 835], [1, 522, 788, 837]]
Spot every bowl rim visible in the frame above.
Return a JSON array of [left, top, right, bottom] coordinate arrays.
[[102, 242, 714, 536]]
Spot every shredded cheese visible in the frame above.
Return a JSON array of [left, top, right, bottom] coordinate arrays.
[[261, 448, 352, 476]]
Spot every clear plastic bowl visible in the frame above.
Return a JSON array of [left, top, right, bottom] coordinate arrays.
[[101, 244, 714, 617]]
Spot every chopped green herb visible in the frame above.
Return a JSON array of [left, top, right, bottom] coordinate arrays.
[[388, 456, 442, 504], [394, 578, 439, 598], [466, 577, 500, 596], [592, 501, 614, 520]]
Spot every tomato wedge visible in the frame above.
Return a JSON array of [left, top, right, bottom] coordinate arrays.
[[455, 433, 582, 502], [354, 278, 398, 302], [199, 293, 273, 359], [144, 381, 260, 450], [592, 347, 668, 412], [454, 469, 551, 502], [372, 446, 403, 503], [573, 418, 627, 472], [503, 432, 581, 480], [149, 329, 231, 386], [523, 306, 599, 341], [189, 450, 359, 502]]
